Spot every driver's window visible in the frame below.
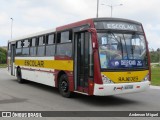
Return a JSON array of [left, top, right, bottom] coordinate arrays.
[[132, 35, 146, 55]]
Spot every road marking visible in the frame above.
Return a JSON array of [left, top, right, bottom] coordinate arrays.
[[150, 85, 160, 90]]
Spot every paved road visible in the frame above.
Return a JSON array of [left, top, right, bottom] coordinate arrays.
[[0, 68, 159, 120]]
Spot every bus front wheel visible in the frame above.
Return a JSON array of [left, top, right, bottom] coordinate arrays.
[[58, 74, 72, 98]]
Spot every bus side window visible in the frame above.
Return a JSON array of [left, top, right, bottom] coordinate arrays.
[[30, 37, 37, 56], [60, 31, 71, 43], [16, 41, 22, 56], [46, 33, 55, 56], [37, 36, 45, 56], [22, 39, 30, 56], [56, 30, 72, 57]]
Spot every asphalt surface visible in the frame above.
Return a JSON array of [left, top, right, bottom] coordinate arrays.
[[0, 68, 160, 120]]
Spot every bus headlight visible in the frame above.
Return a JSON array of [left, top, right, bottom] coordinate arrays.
[[101, 74, 114, 84], [143, 74, 149, 81]]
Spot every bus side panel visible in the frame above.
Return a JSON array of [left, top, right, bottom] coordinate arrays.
[[21, 67, 55, 87], [15, 57, 56, 87], [54, 56, 74, 91], [68, 73, 74, 92], [7, 57, 11, 75]]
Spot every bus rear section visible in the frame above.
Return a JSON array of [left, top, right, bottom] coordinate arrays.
[[92, 18, 150, 96]]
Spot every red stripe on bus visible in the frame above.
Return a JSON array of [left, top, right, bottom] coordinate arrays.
[[21, 67, 55, 74]]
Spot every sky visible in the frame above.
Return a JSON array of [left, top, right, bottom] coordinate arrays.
[[0, 0, 160, 50]]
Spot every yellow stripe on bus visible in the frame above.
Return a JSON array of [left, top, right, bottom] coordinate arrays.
[[15, 59, 73, 71], [101, 70, 149, 83]]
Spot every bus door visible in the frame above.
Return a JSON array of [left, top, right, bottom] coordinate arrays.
[[74, 31, 93, 93], [10, 44, 16, 76]]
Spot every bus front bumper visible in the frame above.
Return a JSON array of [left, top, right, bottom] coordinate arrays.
[[93, 81, 150, 96]]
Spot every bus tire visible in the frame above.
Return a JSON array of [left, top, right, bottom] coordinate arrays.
[[58, 74, 72, 98], [16, 68, 25, 83]]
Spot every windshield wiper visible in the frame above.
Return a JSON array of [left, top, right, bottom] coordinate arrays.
[[109, 31, 124, 58], [122, 34, 129, 59], [109, 31, 119, 42], [119, 37, 124, 58], [131, 40, 134, 59]]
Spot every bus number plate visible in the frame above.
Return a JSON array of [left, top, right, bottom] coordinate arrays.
[[124, 85, 133, 90]]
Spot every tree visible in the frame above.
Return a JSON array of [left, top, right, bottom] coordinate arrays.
[[0, 47, 7, 64], [157, 48, 160, 63], [150, 48, 160, 63]]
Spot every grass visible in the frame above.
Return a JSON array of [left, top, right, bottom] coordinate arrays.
[[0, 64, 7, 68], [151, 66, 160, 86]]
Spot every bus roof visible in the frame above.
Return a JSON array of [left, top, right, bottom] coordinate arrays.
[[9, 17, 142, 43], [9, 28, 56, 42], [56, 18, 94, 31], [56, 18, 142, 31], [93, 17, 142, 25]]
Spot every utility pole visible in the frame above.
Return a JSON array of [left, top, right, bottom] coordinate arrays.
[[10, 18, 13, 40], [96, 0, 99, 18]]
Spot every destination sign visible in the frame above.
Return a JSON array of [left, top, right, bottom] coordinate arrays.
[[109, 59, 143, 68], [106, 23, 137, 31], [94, 22, 143, 32]]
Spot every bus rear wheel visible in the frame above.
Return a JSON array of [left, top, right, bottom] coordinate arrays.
[[58, 74, 72, 98], [17, 68, 25, 83]]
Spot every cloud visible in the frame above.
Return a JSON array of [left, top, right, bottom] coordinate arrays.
[[146, 32, 160, 50], [145, 24, 160, 31], [144, 24, 160, 49], [23, 7, 56, 23], [0, 0, 160, 50], [13, 25, 45, 37], [0, 12, 9, 25]]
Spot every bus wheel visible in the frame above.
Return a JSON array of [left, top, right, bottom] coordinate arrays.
[[58, 74, 72, 98], [17, 68, 24, 83]]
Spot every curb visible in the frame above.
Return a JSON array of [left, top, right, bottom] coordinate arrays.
[[150, 85, 160, 90]]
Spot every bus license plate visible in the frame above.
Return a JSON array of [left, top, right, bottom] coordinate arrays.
[[124, 85, 133, 90]]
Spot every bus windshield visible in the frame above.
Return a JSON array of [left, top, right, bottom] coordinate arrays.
[[98, 32, 148, 69]]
